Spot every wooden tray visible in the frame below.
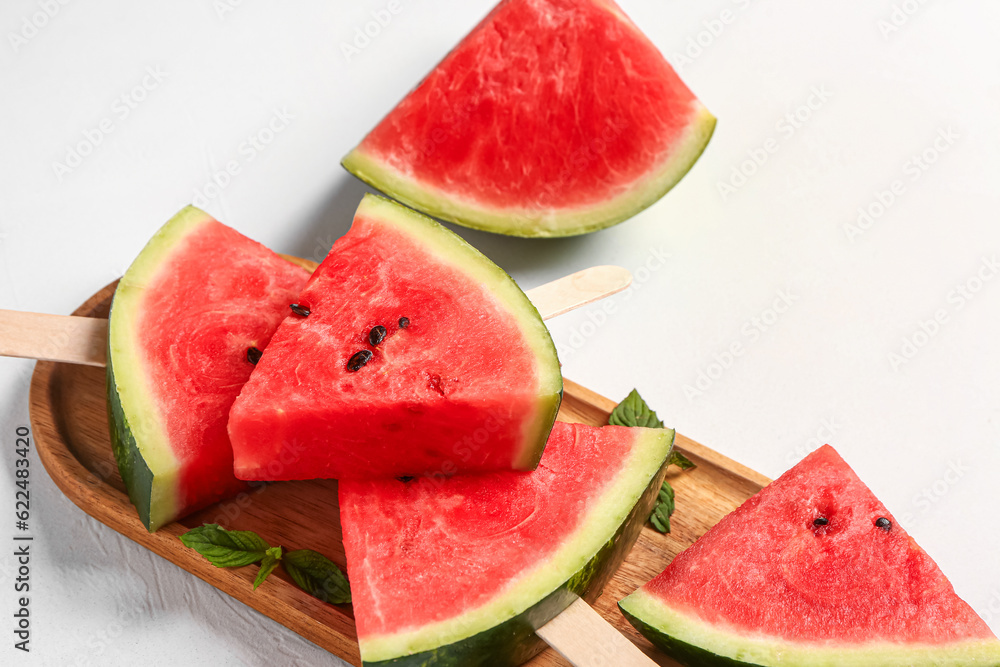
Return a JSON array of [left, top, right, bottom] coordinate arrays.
[[29, 281, 772, 666]]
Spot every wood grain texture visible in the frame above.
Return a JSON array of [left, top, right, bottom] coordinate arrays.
[[29, 281, 770, 667]]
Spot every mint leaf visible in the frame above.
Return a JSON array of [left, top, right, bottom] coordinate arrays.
[[608, 390, 692, 534], [668, 450, 695, 470], [608, 389, 663, 429], [253, 546, 283, 590], [179, 524, 271, 568], [178, 527, 348, 601], [283, 549, 351, 604], [650, 481, 676, 533], [609, 390, 695, 469]]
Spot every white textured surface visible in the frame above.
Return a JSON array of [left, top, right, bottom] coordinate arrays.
[[1, 0, 998, 664]]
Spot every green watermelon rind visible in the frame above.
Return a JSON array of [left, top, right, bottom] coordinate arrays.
[[360, 426, 675, 666], [342, 102, 715, 239], [356, 194, 563, 470], [106, 359, 157, 530], [106, 206, 215, 531], [618, 589, 1000, 667]]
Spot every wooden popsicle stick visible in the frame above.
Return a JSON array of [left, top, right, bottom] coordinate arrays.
[[0, 310, 108, 367], [537, 598, 658, 667], [528, 265, 632, 320], [0, 265, 632, 367]]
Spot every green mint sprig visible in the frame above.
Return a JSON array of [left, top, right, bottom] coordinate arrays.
[[609, 389, 695, 534], [179, 524, 351, 603], [283, 549, 353, 604], [254, 547, 283, 590], [650, 480, 675, 533], [178, 524, 271, 567], [608, 388, 665, 429], [668, 449, 695, 471]]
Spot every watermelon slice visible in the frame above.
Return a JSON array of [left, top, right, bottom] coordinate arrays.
[[342, 0, 716, 237], [228, 194, 562, 481], [340, 421, 675, 665], [107, 207, 311, 531], [619, 445, 1000, 666]]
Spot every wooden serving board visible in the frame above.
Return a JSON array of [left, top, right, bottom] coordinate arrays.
[[29, 281, 772, 666]]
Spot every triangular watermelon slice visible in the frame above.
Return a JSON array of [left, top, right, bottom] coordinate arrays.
[[619, 445, 1000, 666], [340, 421, 675, 665], [342, 0, 716, 237], [107, 207, 311, 531], [228, 194, 562, 481]]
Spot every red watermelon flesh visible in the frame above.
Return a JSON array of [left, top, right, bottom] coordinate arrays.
[[107, 207, 311, 531], [228, 194, 562, 481], [342, 0, 716, 237], [619, 445, 999, 665], [137, 231, 308, 495], [340, 421, 674, 664]]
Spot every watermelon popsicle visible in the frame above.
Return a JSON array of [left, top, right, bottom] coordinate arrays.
[[105, 206, 312, 531], [1, 206, 631, 530], [339, 421, 675, 665], [228, 194, 563, 481], [619, 445, 1000, 666]]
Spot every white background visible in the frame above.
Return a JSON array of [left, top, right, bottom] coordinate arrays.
[[2, 0, 999, 664]]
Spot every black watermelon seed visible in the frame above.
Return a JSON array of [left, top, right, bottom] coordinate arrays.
[[396, 476, 414, 483], [398, 317, 410, 329], [875, 517, 892, 530], [246, 346, 263, 365], [347, 349, 373, 372], [290, 303, 310, 317], [369, 325, 387, 346], [813, 517, 829, 526]]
